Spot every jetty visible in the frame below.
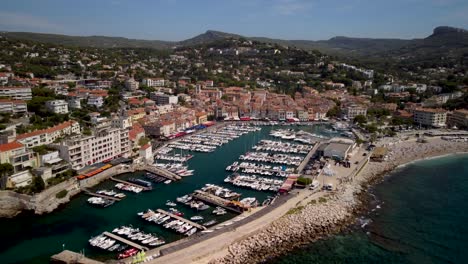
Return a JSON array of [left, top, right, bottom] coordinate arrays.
[[156, 209, 206, 230], [144, 165, 181, 181], [81, 188, 122, 201], [102, 231, 149, 251], [109, 177, 152, 191], [192, 190, 243, 214]]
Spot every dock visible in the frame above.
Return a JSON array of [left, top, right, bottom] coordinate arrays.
[[81, 188, 122, 201], [102, 232, 149, 251], [144, 165, 181, 181], [297, 142, 321, 174], [156, 209, 206, 230], [109, 177, 152, 191], [192, 190, 243, 214]]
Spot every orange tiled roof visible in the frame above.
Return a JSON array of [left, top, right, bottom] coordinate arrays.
[[0, 141, 23, 152]]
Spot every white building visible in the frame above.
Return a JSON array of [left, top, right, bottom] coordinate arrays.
[[46, 100, 69, 114], [343, 105, 367, 120], [87, 95, 104, 108], [52, 126, 131, 170], [413, 108, 447, 127], [0, 87, 32, 100], [139, 143, 153, 163], [16, 121, 81, 148], [0, 99, 27, 114], [125, 78, 140, 91], [150, 92, 178, 105], [143, 78, 165, 87]]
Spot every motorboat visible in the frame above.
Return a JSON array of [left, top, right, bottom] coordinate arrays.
[[190, 216, 204, 221]]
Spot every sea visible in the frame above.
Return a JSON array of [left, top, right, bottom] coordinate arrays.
[[268, 153, 468, 264]]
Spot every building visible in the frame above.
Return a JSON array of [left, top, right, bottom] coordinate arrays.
[[87, 95, 104, 108], [68, 97, 81, 109], [45, 100, 69, 114], [447, 109, 468, 129], [16, 121, 80, 148], [0, 99, 27, 114], [0, 87, 32, 100], [143, 121, 175, 138], [413, 108, 447, 127], [323, 142, 353, 160], [125, 78, 139, 91], [343, 104, 367, 120], [52, 126, 130, 170], [139, 143, 153, 163], [142, 78, 165, 87], [150, 92, 178, 105], [0, 141, 36, 174], [34, 151, 70, 182]]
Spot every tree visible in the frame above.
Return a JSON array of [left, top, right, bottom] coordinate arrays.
[[30, 175, 45, 193], [353, 115, 367, 125], [138, 136, 150, 147], [326, 106, 340, 118], [0, 163, 14, 189]]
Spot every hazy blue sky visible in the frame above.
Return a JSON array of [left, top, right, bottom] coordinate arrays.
[[0, 0, 467, 40]]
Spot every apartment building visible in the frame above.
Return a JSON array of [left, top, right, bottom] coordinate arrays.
[[0, 99, 27, 114], [88, 95, 104, 108], [142, 78, 165, 87], [150, 92, 178, 105], [413, 108, 447, 127], [0, 141, 36, 174], [125, 78, 139, 91], [16, 121, 81, 148], [0, 87, 32, 100], [447, 109, 468, 129], [343, 104, 367, 120], [46, 100, 69, 114], [52, 126, 130, 170]]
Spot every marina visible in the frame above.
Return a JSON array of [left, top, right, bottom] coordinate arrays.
[[0, 124, 341, 263], [110, 176, 152, 191]]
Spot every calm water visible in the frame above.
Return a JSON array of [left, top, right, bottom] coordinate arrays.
[[269, 154, 468, 264], [0, 124, 338, 264]]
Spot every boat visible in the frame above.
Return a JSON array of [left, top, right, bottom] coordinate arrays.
[[203, 220, 217, 226], [117, 248, 138, 259], [185, 227, 197, 236], [212, 207, 227, 215], [190, 216, 204, 221], [166, 200, 177, 207], [201, 229, 214, 233], [164, 180, 172, 184]]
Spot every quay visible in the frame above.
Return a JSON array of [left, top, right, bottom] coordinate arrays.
[[192, 190, 243, 214], [102, 231, 149, 251], [81, 188, 122, 201], [109, 177, 152, 191], [297, 142, 321, 174], [233, 164, 291, 174], [144, 165, 181, 181], [155, 209, 206, 230]]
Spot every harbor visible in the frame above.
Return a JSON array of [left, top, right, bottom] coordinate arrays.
[[0, 124, 342, 263]]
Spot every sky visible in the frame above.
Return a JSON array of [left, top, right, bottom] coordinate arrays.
[[0, 0, 467, 41]]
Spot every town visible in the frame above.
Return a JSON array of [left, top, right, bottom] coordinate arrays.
[[0, 26, 467, 264]]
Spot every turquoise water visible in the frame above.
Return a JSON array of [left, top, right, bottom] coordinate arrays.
[[269, 154, 468, 264], [0, 124, 338, 264]]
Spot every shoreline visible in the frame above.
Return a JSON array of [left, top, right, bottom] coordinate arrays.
[[207, 137, 468, 264]]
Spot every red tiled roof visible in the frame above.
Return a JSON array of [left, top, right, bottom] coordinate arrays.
[[140, 144, 151, 150], [0, 141, 23, 152], [16, 121, 77, 140]]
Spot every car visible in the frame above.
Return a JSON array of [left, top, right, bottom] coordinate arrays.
[[362, 153, 367, 156]]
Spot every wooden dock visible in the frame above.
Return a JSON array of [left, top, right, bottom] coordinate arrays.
[[156, 209, 206, 230], [102, 231, 149, 251], [110, 177, 152, 191], [81, 188, 122, 201], [144, 166, 181, 181], [192, 190, 243, 214]]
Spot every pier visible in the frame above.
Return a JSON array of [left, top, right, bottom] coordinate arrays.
[[102, 232, 149, 251], [144, 165, 181, 181], [297, 142, 321, 174], [109, 177, 152, 191], [156, 209, 206, 230], [81, 188, 122, 201], [192, 190, 243, 214]]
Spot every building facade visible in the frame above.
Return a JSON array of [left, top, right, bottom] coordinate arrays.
[[16, 121, 80, 148], [413, 108, 447, 127], [46, 100, 69, 114], [150, 92, 178, 105], [447, 109, 468, 129], [0, 99, 27, 114], [0, 87, 32, 100]]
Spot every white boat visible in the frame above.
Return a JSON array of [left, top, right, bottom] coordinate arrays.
[[164, 180, 172, 184], [166, 200, 177, 207], [190, 216, 204, 221]]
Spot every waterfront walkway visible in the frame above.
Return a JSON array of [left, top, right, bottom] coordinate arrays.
[[109, 177, 152, 191], [102, 232, 149, 251], [297, 142, 321, 173]]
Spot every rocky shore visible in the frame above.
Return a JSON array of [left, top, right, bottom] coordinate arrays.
[[211, 138, 468, 264]]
